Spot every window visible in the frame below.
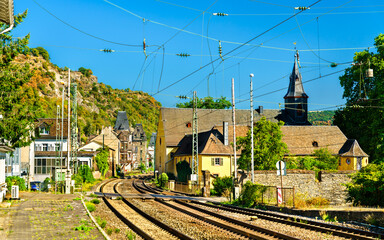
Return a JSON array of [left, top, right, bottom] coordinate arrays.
[[34, 158, 65, 174], [339, 158, 341, 166], [346, 158, 351, 165], [297, 104, 303, 116], [55, 144, 60, 151], [42, 144, 48, 151], [39, 126, 49, 135], [312, 141, 318, 147], [211, 158, 223, 166], [186, 122, 192, 128]]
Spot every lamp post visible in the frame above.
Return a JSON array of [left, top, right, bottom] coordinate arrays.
[[250, 73, 254, 184]]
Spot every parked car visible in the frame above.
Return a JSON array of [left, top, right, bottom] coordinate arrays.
[[30, 181, 41, 191]]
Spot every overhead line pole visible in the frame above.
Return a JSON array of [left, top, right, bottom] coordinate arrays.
[[250, 73, 254, 183]]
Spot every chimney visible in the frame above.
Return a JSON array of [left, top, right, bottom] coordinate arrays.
[[256, 106, 263, 115], [223, 121, 228, 145]]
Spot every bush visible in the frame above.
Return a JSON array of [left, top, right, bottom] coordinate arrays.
[[237, 181, 267, 208], [158, 173, 168, 188], [78, 67, 93, 77], [212, 176, 233, 196], [345, 163, 384, 207], [35, 47, 50, 61], [85, 202, 96, 212], [95, 149, 109, 177], [138, 162, 147, 173], [176, 160, 191, 183], [90, 198, 100, 204], [5, 176, 26, 191]]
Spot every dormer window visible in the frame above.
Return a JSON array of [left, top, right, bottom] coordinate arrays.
[[39, 125, 50, 135]]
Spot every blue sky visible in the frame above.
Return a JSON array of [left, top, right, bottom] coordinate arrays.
[[13, 0, 384, 110]]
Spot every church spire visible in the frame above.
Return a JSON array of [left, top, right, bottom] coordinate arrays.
[[282, 51, 311, 125], [284, 51, 308, 99]]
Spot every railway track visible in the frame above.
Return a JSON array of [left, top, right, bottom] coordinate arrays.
[[99, 178, 193, 240], [132, 178, 302, 240], [133, 178, 384, 240]]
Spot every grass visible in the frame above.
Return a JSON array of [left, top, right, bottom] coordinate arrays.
[[85, 202, 96, 212], [319, 211, 338, 222], [292, 193, 330, 209], [96, 216, 107, 229], [73, 219, 94, 232], [126, 230, 136, 240], [63, 204, 73, 211]]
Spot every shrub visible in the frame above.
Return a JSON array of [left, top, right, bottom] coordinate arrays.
[[126, 230, 136, 240], [49, 82, 55, 89], [106, 228, 113, 235], [5, 176, 26, 191], [237, 181, 267, 208], [85, 202, 96, 212], [35, 47, 50, 61], [78, 67, 93, 77], [138, 162, 147, 173], [176, 160, 192, 183], [345, 163, 384, 207], [90, 198, 100, 204], [95, 148, 109, 177], [212, 176, 233, 196], [158, 173, 168, 188]]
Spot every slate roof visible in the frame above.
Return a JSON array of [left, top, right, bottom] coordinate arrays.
[[280, 126, 347, 155], [339, 139, 368, 157], [133, 123, 147, 141], [284, 52, 308, 99], [160, 108, 280, 147], [114, 111, 130, 131]]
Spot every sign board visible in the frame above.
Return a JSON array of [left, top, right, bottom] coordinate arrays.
[[276, 160, 286, 176], [190, 174, 198, 182]]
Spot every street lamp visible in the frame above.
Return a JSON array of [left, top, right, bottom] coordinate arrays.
[[0, 0, 14, 34], [249, 73, 254, 183]]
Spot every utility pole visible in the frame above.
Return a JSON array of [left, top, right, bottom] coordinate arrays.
[[232, 78, 239, 199], [71, 83, 78, 174], [66, 69, 71, 194], [61, 85, 64, 184], [250, 73, 254, 183], [55, 105, 60, 193], [191, 91, 198, 183]]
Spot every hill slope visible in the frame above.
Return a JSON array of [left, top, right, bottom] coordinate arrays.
[[14, 52, 161, 143]]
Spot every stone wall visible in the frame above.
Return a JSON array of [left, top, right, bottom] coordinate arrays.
[[242, 170, 355, 205]]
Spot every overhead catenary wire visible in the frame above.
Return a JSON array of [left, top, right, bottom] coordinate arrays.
[[152, 0, 323, 96], [32, 0, 141, 47]]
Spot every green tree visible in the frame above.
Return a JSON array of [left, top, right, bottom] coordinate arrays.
[[95, 148, 109, 177], [334, 34, 384, 163], [176, 96, 231, 109], [212, 176, 233, 196], [345, 163, 384, 207], [176, 160, 192, 183], [0, 10, 42, 148], [236, 117, 288, 170], [286, 148, 338, 170]]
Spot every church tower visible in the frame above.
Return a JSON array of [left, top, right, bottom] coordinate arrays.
[[283, 51, 310, 125]]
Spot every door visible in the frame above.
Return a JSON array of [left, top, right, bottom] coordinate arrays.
[[357, 157, 362, 170]]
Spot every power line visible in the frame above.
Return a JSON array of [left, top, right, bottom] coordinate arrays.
[[152, 0, 323, 96], [32, 0, 141, 47]]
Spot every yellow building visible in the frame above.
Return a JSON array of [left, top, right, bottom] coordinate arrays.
[[338, 139, 369, 170], [155, 107, 277, 179], [172, 128, 235, 181]]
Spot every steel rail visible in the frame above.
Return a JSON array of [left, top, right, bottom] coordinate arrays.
[[157, 198, 297, 240], [99, 180, 155, 240], [115, 180, 195, 240], [195, 201, 383, 240]]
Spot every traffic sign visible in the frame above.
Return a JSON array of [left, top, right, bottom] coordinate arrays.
[[276, 160, 286, 176]]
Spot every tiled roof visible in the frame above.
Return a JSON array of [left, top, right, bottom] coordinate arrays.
[[281, 126, 347, 155], [339, 139, 369, 157], [36, 118, 69, 139], [160, 108, 280, 146]]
